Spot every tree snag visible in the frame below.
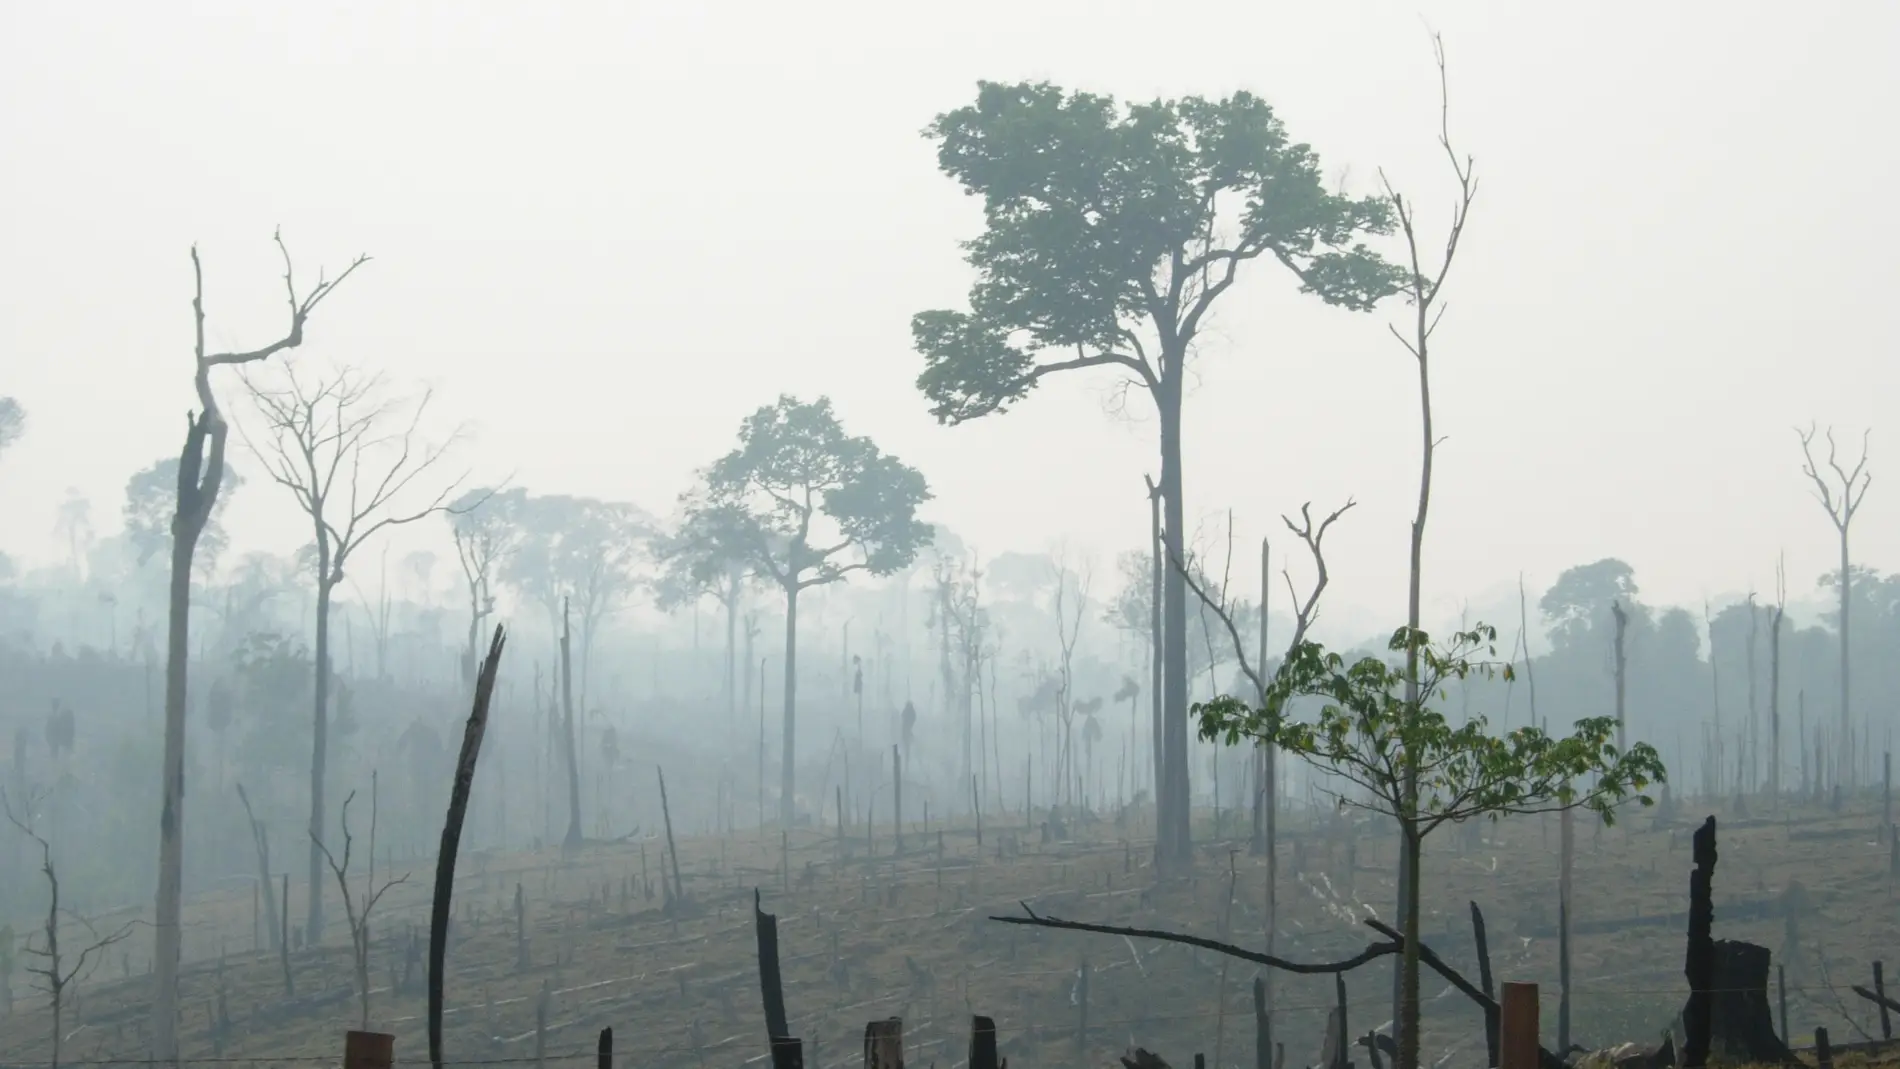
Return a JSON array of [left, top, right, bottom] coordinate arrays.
[[154, 232, 366, 1067]]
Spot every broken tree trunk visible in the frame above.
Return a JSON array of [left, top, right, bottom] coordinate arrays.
[[755, 890, 790, 1042], [1471, 902, 1500, 1069], [429, 625, 506, 1069], [1681, 816, 1717, 1069]]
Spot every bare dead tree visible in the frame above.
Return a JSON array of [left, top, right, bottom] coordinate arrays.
[[239, 363, 469, 942], [1770, 556, 1787, 801], [1050, 545, 1092, 808], [430, 625, 507, 1069], [1795, 423, 1871, 787], [1173, 499, 1356, 704], [934, 552, 989, 802], [1375, 31, 1480, 1069], [5, 790, 135, 1069], [311, 779, 407, 1030], [155, 232, 366, 1067], [233, 783, 280, 952]]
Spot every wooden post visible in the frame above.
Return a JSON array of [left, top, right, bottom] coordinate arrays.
[[1253, 977, 1272, 1069], [1499, 982, 1539, 1069], [864, 1017, 904, 1069], [658, 765, 685, 905], [515, 883, 528, 970], [1815, 1026, 1833, 1069], [1077, 957, 1091, 1055], [344, 1030, 394, 1069], [597, 1027, 613, 1069], [280, 871, 293, 996], [1877, 961, 1892, 1039], [969, 1015, 1001, 1069], [972, 773, 983, 847], [894, 745, 904, 853]]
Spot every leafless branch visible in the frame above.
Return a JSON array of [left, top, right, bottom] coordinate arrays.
[[1796, 422, 1872, 533], [312, 785, 409, 1029], [1279, 499, 1356, 655], [239, 361, 470, 585]]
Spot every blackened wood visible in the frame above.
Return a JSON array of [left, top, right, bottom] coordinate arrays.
[[864, 1017, 904, 1069], [429, 625, 506, 1069], [1253, 977, 1272, 1069], [969, 1015, 1001, 1069], [597, 1027, 612, 1069], [1332, 972, 1349, 1069], [770, 1036, 804, 1069], [1815, 1027, 1833, 1069], [1878, 962, 1892, 1038], [1683, 816, 1717, 1069], [1471, 901, 1500, 1069], [755, 889, 790, 1041]]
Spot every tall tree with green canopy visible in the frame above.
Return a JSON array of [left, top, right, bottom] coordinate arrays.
[[679, 395, 933, 827], [909, 80, 1403, 862]]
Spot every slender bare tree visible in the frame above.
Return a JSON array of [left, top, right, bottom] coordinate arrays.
[[6, 790, 136, 1069], [1374, 31, 1480, 1069], [240, 363, 467, 942], [153, 233, 365, 1066], [311, 780, 407, 1029], [1795, 423, 1871, 786], [1049, 546, 1092, 807]]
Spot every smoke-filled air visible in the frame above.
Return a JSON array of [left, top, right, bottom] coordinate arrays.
[[1, 5, 1897, 1069]]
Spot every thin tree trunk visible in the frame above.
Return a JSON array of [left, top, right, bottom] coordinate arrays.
[[1147, 477, 1163, 802], [306, 568, 335, 944], [153, 415, 214, 1065], [780, 584, 800, 827], [1158, 378, 1191, 865], [561, 599, 583, 849]]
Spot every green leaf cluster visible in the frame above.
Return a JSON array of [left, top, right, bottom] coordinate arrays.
[[684, 395, 933, 591], [1197, 624, 1667, 833], [913, 81, 1406, 424]]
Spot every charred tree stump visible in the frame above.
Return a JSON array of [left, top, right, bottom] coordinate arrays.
[[429, 626, 505, 1069], [970, 1015, 1002, 1069], [1471, 901, 1500, 1069], [770, 1037, 805, 1069], [1683, 816, 1717, 1069], [755, 890, 790, 1043], [864, 1017, 904, 1069], [1253, 977, 1272, 1069], [597, 1027, 612, 1069], [1703, 940, 1795, 1063], [1814, 1027, 1833, 1069]]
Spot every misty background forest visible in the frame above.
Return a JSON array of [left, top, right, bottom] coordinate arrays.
[[1, 4, 1896, 1069]]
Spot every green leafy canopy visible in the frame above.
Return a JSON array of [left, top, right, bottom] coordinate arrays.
[[1197, 624, 1667, 832], [686, 395, 934, 590], [913, 81, 1406, 424]]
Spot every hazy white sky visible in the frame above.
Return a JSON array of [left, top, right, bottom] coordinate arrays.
[[2, 1, 1894, 638]]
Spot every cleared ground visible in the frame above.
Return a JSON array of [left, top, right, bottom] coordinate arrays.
[[1, 794, 1894, 1069]]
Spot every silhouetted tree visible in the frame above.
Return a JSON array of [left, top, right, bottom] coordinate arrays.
[[240, 363, 464, 943], [678, 395, 932, 825], [153, 232, 365, 1067], [909, 80, 1403, 864]]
